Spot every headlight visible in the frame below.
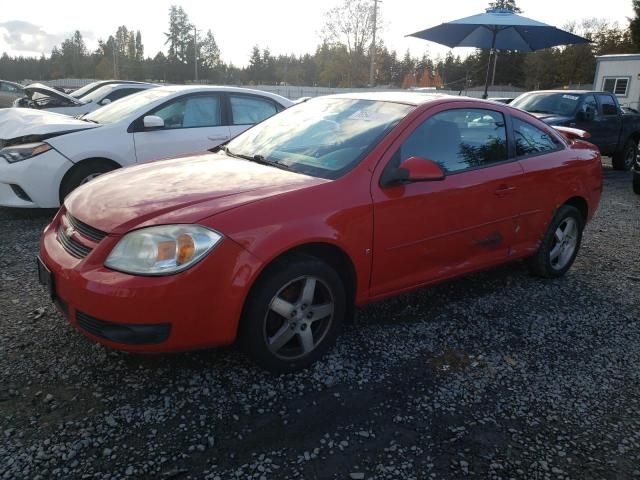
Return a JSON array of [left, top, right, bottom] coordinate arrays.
[[105, 225, 222, 275], [0, 142, 52, 164]]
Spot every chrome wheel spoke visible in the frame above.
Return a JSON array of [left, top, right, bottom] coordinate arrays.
[[298, 328, 315, 354], [300, 278, 317, 305], [309, 303, 333, 323], [554, 227, 565, 243], [270, 297, 295, 318], [269, 324, 296, 352]]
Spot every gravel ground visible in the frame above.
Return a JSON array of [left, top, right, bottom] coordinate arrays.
[[1, 161, 639, 480]]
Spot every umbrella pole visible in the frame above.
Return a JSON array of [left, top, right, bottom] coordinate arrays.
[[483, 28, 498, 99]]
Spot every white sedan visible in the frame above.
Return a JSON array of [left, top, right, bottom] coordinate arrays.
[[13, 83, 155, 116], [0, 85, 293, 208]]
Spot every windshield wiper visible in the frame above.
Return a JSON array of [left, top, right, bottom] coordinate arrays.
[[224, 147, 291, 171]]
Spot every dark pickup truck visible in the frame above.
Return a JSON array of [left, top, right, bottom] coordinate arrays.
[[511, 90, 640, 170]]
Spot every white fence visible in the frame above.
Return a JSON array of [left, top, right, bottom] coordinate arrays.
[[30, 78, 526, 100]]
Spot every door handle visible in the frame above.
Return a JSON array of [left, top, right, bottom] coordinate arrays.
[[208, 135, 229, 141], [494, 184, 516, 197]]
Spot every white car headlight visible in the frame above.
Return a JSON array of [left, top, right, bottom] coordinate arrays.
[[0, 142, 52, 164], [105, 225, 222, 275]]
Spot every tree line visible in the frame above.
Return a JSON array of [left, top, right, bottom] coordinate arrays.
[[1, 1, 639, 90]]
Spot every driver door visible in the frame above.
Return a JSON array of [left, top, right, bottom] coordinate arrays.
[[370, 105, 523, 297], [133, 93, 230, 163]]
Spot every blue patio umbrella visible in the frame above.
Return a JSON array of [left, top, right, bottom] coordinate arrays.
[[408, 8, 590, 99]]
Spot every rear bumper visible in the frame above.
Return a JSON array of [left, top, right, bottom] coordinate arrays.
[[0, 148, 73, 208], [38, 212, 263, 352]]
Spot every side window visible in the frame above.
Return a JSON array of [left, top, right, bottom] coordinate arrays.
[[397, 108, 508, 173], [106, 88, 141, 102], [513, 118, 559, 157], [230, 95, 277, 125], [0, 82, 19, 93], [578, 95, 599, 120], [597, 94, 619, 116], [152, 95, 222, 129]]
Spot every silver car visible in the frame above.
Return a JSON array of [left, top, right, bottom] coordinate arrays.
[[0, 80, 25, 108]]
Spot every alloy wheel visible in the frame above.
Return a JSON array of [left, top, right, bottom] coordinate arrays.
[[263, 275, 334, 361], [549, 217, 578, 270]]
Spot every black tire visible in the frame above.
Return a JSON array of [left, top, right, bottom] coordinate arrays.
[[240, 255, 346, 373], [633, 172, 640, 195], [611, 138, 637, 171], [526, 205, 584, 278], [59, 160, 118, 203]]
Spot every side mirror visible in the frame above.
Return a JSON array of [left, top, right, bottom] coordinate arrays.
[[99, 98, 112, 106], [143, 115, 165, 129], [381, 156, 445, 187]]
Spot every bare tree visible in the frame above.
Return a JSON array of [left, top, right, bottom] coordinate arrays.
[[322, 0, 377, 56]]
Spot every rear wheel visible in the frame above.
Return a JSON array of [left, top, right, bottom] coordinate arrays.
[[59, 160, 118, 203], [611, 139, 637, 171], [240, 255, 345, 372], [526, 205, 584, 278]]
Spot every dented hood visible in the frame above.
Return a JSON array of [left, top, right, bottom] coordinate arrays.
[[0, 108, 99, 144], [24, 83, 83, 105]]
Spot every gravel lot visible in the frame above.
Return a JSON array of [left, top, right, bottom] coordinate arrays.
[[1, 161, 639, 480]]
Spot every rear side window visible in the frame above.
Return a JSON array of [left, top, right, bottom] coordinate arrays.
[[230, 95, 278, 125], [597, 94, 619, 116], [397, 108, 508, 173], [513, 118, 559, 157]]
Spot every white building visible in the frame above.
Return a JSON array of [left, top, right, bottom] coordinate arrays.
[[594, 54, 640, 109]]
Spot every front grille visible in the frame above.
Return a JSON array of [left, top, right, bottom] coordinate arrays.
[[57, 226, 92, 258], [66, 214, 107, 242], [76, 311, 171, 345]]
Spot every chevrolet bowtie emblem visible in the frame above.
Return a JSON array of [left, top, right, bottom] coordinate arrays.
[[65, 226, 75, 238]]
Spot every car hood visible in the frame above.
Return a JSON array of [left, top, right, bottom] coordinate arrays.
[[24, 83, 83, 105], [65, 153, 328, 234], [0, 108, 99, 145], [528, 112, 573, 125]]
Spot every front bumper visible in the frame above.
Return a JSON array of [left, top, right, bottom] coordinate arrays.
[[38, 210, 263, 352], [0, 148, 73, 208]]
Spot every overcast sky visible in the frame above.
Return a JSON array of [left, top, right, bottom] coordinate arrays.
[[0, 0, 635, 66]]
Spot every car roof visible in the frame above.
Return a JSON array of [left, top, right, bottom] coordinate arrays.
[[326, 91, 453, 106], [151, 85, 293, 105], [519, 90, 596, 96]]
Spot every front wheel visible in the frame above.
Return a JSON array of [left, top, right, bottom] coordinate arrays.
[[240, 256, 346, 373], [59, 160, 118, 203], [526, 205, 584, 278], [634, 172, 640, 195], [612, 139, 637, 171]]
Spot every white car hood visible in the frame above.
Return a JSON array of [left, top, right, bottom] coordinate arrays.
[[0, 108, 99, 142], [24, 83, 83, 105]]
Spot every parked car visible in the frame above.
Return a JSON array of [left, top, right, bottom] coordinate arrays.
[[67, 80, 152, 100], [13, 82, 155, 116], [489, 97, 515, 104], [0, 85, 293, 207], [511, 90, 640, 170], [0, 80, 25, 108], [37, 93, 603, 372]]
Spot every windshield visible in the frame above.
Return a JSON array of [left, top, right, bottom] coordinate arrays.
[[511, 93, 580, 116], [70, 81, 102, 99], [81, 85, 117, 104], [225, 97, 413, 179], [84, 88, 170, 124]]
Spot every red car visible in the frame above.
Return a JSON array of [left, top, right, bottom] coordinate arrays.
[[38, 93, 602, 372]]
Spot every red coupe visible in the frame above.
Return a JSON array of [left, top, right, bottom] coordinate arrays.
[[38, 93, 602, 372]]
